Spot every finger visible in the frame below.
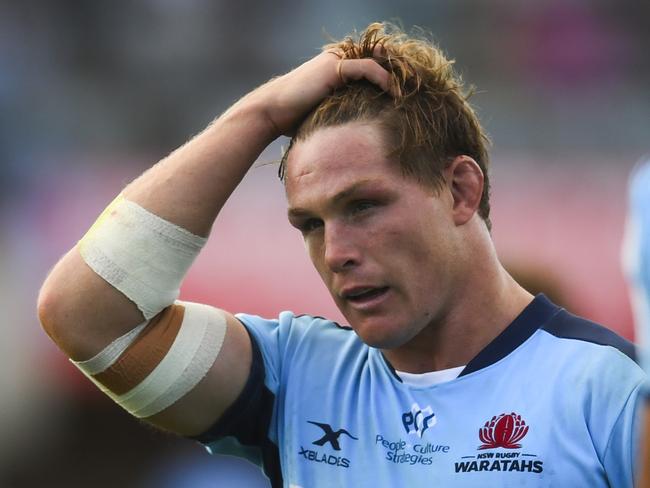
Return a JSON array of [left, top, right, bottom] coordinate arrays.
[[372, 42, 387, 59], [339, 58, 395, 96], [325, 49, 343, 60], [336, 59, 345, 85]]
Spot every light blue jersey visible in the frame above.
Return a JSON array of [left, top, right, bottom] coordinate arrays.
[[193, 295, 646, 487]]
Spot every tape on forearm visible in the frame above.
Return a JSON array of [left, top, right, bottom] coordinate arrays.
[[72, 301, 227, 418], [78, 195, 207, 319]]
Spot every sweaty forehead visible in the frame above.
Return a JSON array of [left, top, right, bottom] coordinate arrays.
[[284, 122, 391, 186], [283, 123, 410, 215]]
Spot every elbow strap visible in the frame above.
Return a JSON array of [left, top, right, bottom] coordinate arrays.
[[72, 302, 227, 418]]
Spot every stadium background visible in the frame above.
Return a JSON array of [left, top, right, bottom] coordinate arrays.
[[1, 1, 648, 486]]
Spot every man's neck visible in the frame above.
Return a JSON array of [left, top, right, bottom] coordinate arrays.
[[382, 267, 534, 374]]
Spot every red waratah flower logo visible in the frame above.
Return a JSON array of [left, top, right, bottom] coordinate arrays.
[[478, 412, 529, 450]]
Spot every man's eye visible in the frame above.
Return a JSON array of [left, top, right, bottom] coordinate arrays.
[[301, 218, 323, 233], [351, 201, 376, 214]]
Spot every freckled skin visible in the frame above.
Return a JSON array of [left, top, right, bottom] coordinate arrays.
[[285, 122, 467, 357]]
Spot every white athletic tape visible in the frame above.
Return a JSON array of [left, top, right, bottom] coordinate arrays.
[[73, 302, 227, 418], [130, 303, 226, 417], [78, 195, 207, 319], [74, 321, 149, 376]]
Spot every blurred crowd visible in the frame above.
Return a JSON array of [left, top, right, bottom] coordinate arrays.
[[1, 1, 648, 486]]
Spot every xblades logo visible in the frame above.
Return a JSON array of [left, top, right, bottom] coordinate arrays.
[[299, 421, 356, 469], [307, 421, 358, 451], [402, 403, 436, 438]]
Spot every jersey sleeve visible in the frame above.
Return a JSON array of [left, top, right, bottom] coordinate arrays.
[[188, 311, 302, 487]]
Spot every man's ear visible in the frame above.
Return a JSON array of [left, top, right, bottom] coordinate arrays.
[[445, 155, 484, 226]]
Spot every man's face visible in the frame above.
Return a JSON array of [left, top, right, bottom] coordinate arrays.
[[285, 122, 462, 350]]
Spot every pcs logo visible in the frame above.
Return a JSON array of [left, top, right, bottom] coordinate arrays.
[[402, 403, 436, 438]]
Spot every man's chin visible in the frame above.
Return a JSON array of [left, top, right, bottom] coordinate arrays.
[[347, 319, 410, 350]]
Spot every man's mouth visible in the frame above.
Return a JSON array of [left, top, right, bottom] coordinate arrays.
[[342, 286, 390, 304]]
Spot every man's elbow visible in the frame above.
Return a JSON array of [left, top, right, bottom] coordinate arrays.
[[36, 259, 88, 358], [37, 277, 69, 348]]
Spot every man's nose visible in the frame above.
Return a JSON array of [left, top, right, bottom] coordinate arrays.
[[323, 222, 360, 272]]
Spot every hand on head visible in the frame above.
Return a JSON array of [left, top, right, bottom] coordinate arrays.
[[247, 44, 394, 138]]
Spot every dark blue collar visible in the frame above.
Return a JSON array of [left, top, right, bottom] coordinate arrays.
[[459, 294, 561, 377]]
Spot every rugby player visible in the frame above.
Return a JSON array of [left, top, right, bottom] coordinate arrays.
[[38, 23, 646, 487]]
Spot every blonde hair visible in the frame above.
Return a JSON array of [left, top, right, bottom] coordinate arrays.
[[279, 22, 492, 229]]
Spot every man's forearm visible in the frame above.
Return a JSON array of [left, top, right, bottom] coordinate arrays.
[[38, 49, 392, 359], [122, 100, 278, 237], [37, 100, 277, 358], [36, 40, 396, 436]]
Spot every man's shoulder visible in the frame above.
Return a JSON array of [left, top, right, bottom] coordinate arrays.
[[235, 311, 359, 352], [236, 311, 353, 332], [291, 313, 354, 331], [508, 306, 647, 432], [532, 307, 647, 398], [540, 307, 637, 362]]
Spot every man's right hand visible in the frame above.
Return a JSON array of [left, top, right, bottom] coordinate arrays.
[[240, 49, 393, 138]]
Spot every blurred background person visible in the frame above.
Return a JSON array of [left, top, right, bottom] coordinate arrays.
[[622, 160, 650, 485]]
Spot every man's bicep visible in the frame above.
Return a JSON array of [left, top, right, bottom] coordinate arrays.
[[147, 311, 253, 436]]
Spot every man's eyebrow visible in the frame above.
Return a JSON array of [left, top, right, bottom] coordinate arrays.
[[331, 180, 376, 203], [287, 180, 377, 218], [287, 207, 310, 219]]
